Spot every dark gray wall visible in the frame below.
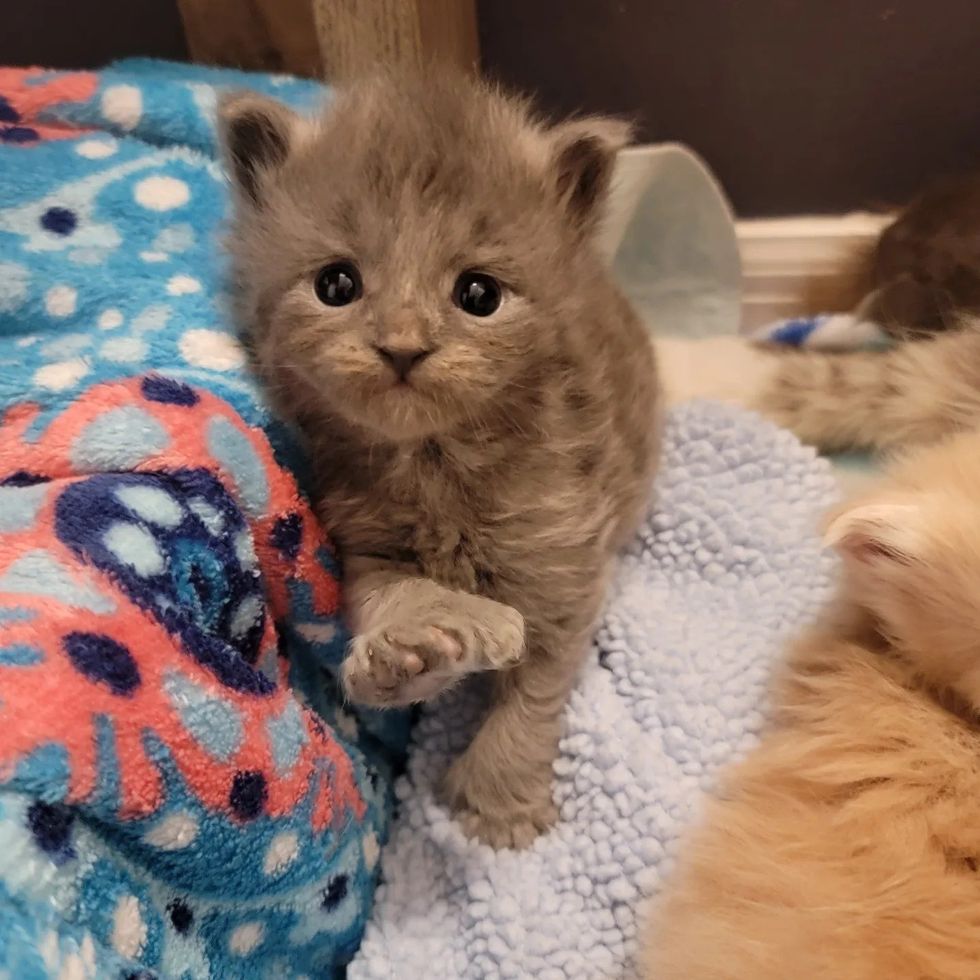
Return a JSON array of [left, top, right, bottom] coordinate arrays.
[[3, 1, 979, 216], [0, 0, 186, 71], [478, 0, 980, 215]]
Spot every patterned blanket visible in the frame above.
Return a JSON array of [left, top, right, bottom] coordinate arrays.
[[0, 60, 407, 979]]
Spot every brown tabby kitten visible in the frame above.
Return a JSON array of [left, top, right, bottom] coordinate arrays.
[[803, 170, 980, 339], [659, 322, 980, 454], [645, 429, 980, 980], [217, 72, 661, 848], [661, 170, 980, 454]]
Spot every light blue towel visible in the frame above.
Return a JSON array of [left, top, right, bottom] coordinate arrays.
[[351, 401, 839, 980]]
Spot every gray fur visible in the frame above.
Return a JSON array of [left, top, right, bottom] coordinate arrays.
[[219, 71, 661, 848]]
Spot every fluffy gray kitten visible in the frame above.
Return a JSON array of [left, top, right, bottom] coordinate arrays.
[[218, 71, 661, 848]]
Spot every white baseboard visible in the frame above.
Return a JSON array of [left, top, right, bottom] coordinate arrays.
[[737, 212, 892, 329]]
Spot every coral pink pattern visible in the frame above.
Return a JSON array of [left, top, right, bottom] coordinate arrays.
[[0, 67, 97, 142], [0, 376, 362, 830]]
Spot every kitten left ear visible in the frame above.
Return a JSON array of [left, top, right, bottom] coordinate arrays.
[[548, 117, 633, 230], [218, 92, 305, 205], [822, 496, 923, 565]]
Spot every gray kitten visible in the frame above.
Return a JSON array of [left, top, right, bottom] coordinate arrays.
[[218, 71, 661, 848]]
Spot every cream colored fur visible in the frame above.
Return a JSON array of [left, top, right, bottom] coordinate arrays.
[[644, 429, 980, 979], [659, 324, 980, 453]]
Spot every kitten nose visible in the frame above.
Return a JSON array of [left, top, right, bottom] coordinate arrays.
[[375, 345, 432, 380]]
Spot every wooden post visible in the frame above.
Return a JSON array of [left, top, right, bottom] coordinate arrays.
[[176, 0, 479, 81], [313, 0, 479, 81]]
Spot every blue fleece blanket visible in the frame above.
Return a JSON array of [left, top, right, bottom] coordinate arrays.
[[351, 402, 839, 980], [0, 60, 408, 979]]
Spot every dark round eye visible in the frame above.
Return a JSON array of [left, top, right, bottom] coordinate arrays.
[[453, 272, 502, 318], [315, 262, 361, 306]]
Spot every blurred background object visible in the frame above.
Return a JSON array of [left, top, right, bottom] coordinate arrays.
[[3, 0, 978, 331], [3, 0, 978, 218]]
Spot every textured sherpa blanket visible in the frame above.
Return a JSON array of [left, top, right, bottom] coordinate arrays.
[[351, 401, 839, 980], [0, 60, 409, 979]]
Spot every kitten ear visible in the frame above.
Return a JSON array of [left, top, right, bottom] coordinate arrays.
[[218, 92, 304, 205], [822, 496, 923, 565], [548, 116, 633, 230]]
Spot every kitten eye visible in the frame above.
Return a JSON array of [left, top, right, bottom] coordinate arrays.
[[453, 272, 502, 318], [315, 262, 362, 306]]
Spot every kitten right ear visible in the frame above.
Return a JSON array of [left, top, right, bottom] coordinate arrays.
[[547, 116, 633, 231], [218, 92, 302, 205], [822, 496, 923, 565]]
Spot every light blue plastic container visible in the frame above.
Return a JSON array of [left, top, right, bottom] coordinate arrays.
[[601, 143, 741, 339]]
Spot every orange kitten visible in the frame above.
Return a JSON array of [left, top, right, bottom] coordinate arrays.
[[644, 428, 980, 980]]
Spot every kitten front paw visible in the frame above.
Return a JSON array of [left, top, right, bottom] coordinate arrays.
[[342, 599, 525, 706], [443, 752, 558, 849]]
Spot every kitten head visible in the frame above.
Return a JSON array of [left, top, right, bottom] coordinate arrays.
[[218, 72, 631, 441], [824, 430, 980, 693]]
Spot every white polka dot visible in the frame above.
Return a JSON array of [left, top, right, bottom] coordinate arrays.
[[80, 933, 96, 973], [42, 333, 90, 358], [0, 261, 30, 313], [133, 304, 170, 332], [140, 251, 169, 263], [167, 274, 202, 296], [34, 359, 89, 391], [101, 85, 142, 130], [335, 709, 359, 739], [363, 830, 380, 870], [143, 810, 198, 850], [75, 138, 118, 159], [116, 485, 183, 528], [16, 334, 39, 348], [230, 594, 263, 639], [40, 930, 59, 972], [188, 497, 224, 535], [155, 223, 195, 253], [263, 831, 299, 876], [98, 308, 124, 330], [179, 329, 245, 371], [45, 285, 77, 317], [101, 337, 148, 363], [229, 921, 264, 956], [135, 175, 190, 212], [111, 894, 147, 959], [296, 622, 337, 644], [234, 529, 257, 569], [57, 952, 86, 980], [103, 522, 164, 577]]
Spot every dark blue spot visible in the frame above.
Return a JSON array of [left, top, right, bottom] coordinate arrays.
[[0, 97, 20, 124], [141, 375, 199, 407], [40, 207, 77, 236], [2, 470, 46, 487], [27, 801, 75, 865], [229, 770, 266, 819], [768, 317, 818, 347], [321, 874, 348, 911], [123, 973, 157, 980], [270, 513, 302, 561], [167, 898, 193, 934], [1, 126, 39, 144], [54, 471, 275, 696], [63, 632, 140, 696]]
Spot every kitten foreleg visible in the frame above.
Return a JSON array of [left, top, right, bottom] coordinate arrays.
[[341, 561, 526, 706]]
